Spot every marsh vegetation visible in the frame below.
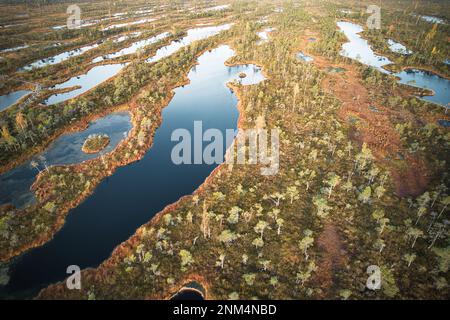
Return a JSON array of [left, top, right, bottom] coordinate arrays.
[[0, 0, 448, 300]]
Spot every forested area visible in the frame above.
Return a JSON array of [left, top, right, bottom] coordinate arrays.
[[0, 0, 449, 300]]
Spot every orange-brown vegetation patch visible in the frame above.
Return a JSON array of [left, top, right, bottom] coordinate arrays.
[[297, 32, 431, 197], [314, 223, 347, 299], [389, 154, 431, 198]]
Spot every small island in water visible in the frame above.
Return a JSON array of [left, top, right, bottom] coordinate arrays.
[[81, 134, 110, 154], [0, 0, 449, 303]]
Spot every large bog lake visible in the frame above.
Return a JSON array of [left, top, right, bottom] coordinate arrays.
[[0, 44, 265, 299]]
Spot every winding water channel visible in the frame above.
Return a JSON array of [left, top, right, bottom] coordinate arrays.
[[21, 43, 99, 71], [338, 21, 392, 73], [1, 24, 233, 110], [145, 24, 232, 63], [338, 21, 450, 109], [0, 90, 31, 112], [44, 63, 128, 105], [0, 44, 265, 299], [44, 24, 232, 106], [101, 17, 156, 31], [92, 31, 170, 63]]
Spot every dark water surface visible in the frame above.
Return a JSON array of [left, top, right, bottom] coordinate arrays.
[[171, 289, 204, 300], [0, 45, 265, 299], [0, 90, 31, 112], [396, 69, 450, 108]]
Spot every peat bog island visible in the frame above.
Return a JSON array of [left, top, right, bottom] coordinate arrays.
[[0, 0, 449, 305]]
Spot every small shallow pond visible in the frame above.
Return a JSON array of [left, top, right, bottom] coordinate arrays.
[[0, 45, 29, 54], [43, 24, 232, 106], [21, 43, 99, 71], [203, 4, 230, 12], [171, 289, 204, 300], [51, 19, 99, 30], [146, 24, 232, 63], [113, 32, 142, 43], [297, 52, 313, 62], [170, 280, 205, 300], [44, 63, 127, 105], [93, 32, 170, 63], [0, 90, 31, 112], [0, 112, 132, 209], [387, 39, 412, 55], [256, 27, 275, 45], [102, 17, 156, 31], [327, 66, 346, 73], [135, 9, 153, 15], [0, 45, 265, 299]]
